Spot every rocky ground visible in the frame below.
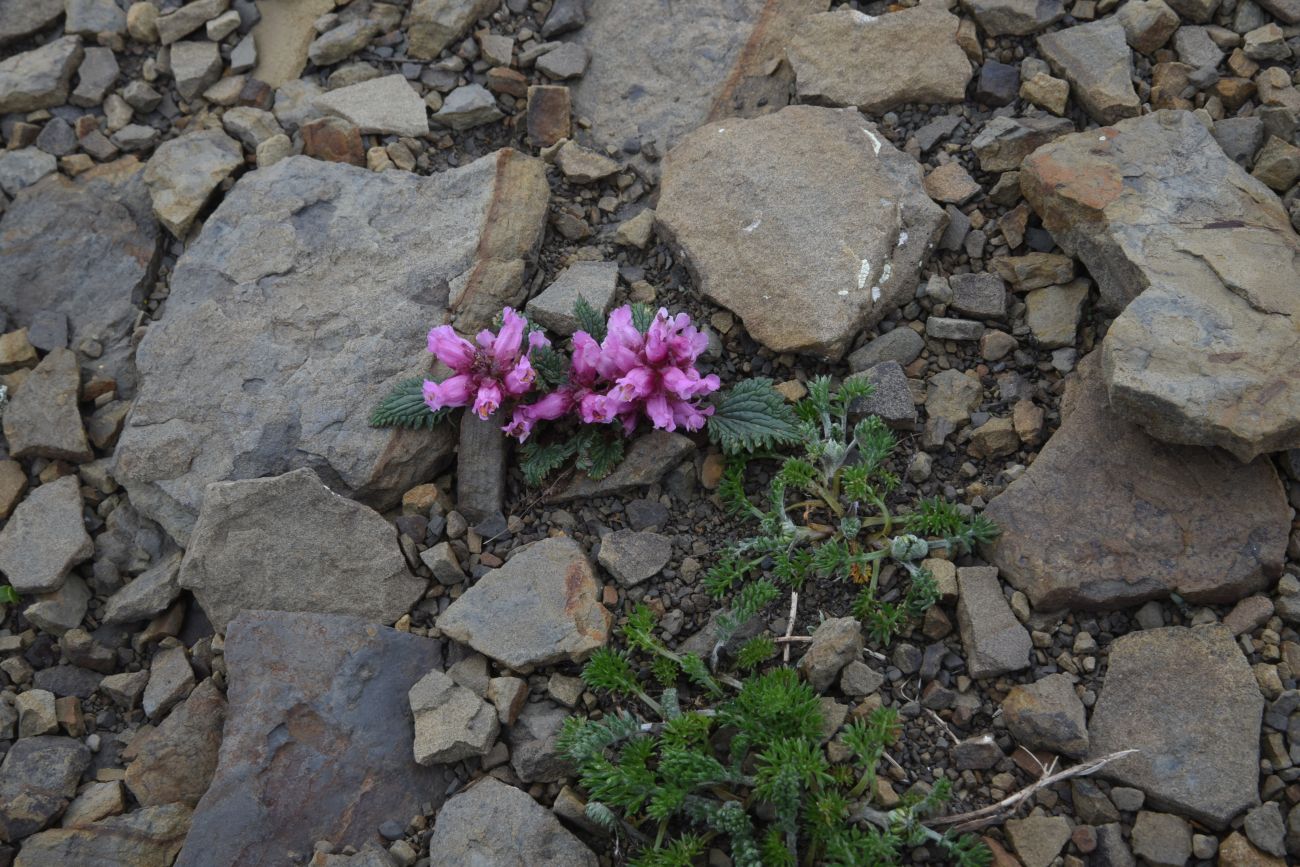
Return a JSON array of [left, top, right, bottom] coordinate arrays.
[[0, 0, 1299, 865]]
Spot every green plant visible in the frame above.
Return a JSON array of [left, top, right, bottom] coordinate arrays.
[[0, 585, 18, 605], [563, 609, 991, 867], [707, 375, 997, 651]]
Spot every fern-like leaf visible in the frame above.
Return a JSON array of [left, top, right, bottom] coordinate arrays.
[[576, 431, 625, 480], [630, 302, 657, 334], [518, 441, 577, 486], [573, 295, 608, 342], [707, 379, 802, 455], [369, 378, 450, 429]]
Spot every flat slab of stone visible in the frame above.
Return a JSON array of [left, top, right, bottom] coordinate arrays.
[[125, 678, 226, 807], [437, 536, 611, 670], [983, 354, 1287, 610], [956, 566, 1032, 679], [114, 151, 548, 543], [0, 735, 92, 842], [178, 468, 425, 630], [2, 347, 92, 463], [0, 0, 64, 44], [143, 128, 244, 238], [525, 260, 619, 335], [0, 476, 92, 595], [1037, 20, 1140, 124], [0, 157, 161, 394], [656, 104, 944, 359], [12, 803, 191, 867], [0, 36, 83, 114], [426, 777, 597, 867], [568, 0, 830, 154], [788, 7, 973, 114], [1022, 110, 1300, 461], [175, 611, 453, 867], [1088, 625, 1262, 829], [961, 0, 1065, 35], [314, 74, 430, 136], [548, 431, 694, 503], [409, 669, 499, 764]]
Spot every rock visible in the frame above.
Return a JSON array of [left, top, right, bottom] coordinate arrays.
[[0, 148, 56, 198], [1026, 112, 1300, 461], [926, 369, 983, 429], [1088, 624, 1262, 829], [1037, 21, 1140, 124], [143, 128, 244, 238], [977, 60, 1021, 107], [408, 0, 500, 60], [426, 778, 596, 867], [985, 355, 1287, 609], [1005, 815, 1072, 867], [0, 476, 92, 595], [597, 530, 672, 587], [13, 803, 191, 867], [230, 32, 256, 72], [177, 468, 424, 630], [0, 36, 83, 114], [789, 7, 971, 114], [839, 659, 885, 696], [142, 645, 194, 720], [968, 417, 1019, 459], [0, 0, 64, 44], [972, 115, 1076, 173], [536, 42, 588, 80], [70, 45, 118, 107], [924, 162, 981, 205], [956, 566, 1031, 679], [954, 734, 1003, 770], [125, 678, 225, 806], [2, 348, 91, 462], [16, 690, 58, 737], [949, 273, 1008, 319], [1256, 0, 1300, 21], [1024, 279, 1088, 348], [0, 461, 28, 520], [176, 612, 451, 866], [308, 18, 379, 66], [1243, 803, 1287, 858], [991, 252, 1075, 290], [1020, 72, 1070, 115], [656, 105, 942, 358], [156, 0, 229, 44], [1118, 0, 1180, 54], [848, 360, 918, 430], [421, 541, 465, 586], [508, 700, 571, 782], [1002, 674, 1088, 758], [115, 153, 546, 541], [525, 260, 618, 335], [301, 116, 364, 165], [554, 140, 619, 183], [549, 431, 693, 502], [170, 41, 223, 102], [437, 536, 611, 669], [315, 74, 429, 136], [65, 0, 126, 35], [848, 328, 924, 371], [798, 617, 863, 693], [1252, 135, 1300, 192], [25, 574, 91, 634], [526, 84, 570, 148], [61, 781, 125, 828], [1218, 831, 1288, 867], [568, 0, 830, 154], [99, 671, 149, 710], [962, 0, 1065, 35], [409, 669, 500, 764], [0, 736, 91, 842], [431, 83, 503, 130], [221, 106, 283, 150]]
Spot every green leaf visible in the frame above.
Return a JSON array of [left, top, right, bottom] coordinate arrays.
[[735, 636, 775, 671], [0, 585, 18, 605], [707, 379, 802, 455], [576, 431, 625, 480], [531, 344, 570, 389], [573, 295, 607, 342], [369, 378, 451, 429], [582, 647, 641, 696], [630, 302, 657, 334], [518, 441, 577, 486]]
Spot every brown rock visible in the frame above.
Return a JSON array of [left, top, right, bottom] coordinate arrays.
[[301, 116, 365, 166], [2, 347, 92, 462], [1218, 831, 1288, 867], [0, 460, 28, 520], [0, 329, 38, 373], [13, 803, 191, 867], [125, 678, 226, 807], [527, 84, 570, 148]]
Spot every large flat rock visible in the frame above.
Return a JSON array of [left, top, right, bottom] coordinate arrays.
[[1022, 110, 1300, 461], [114, 151, 548, 543], [983, 354, 1288, 610], [1088, 625, 1262, 829], [0, 157, 161, 394], [568, 0, 830, 155], [656, 104, 944, 359], [426, 777, 597, 866], [175, 611, 453, 867]]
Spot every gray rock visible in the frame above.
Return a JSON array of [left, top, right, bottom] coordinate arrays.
[[2, 347, 92, 462], [101, 552, 184, 624], [409, 670, 499, 764], [0, 0, 64, 45], [1024, 279, 1088, 349], [431, 83, 503, 130], [971, 115, 1076, 173], [15, 689, 57, 737], [1006, 815, 1072, 867], [542, 0, 585, 36], [0, 476, 92, 595], [0, 36, 84, 114], [526, 261, 618, 335], [111, 123, 161, 153], [954, 734, 1003, 770], [656, 105, 943, 359], [125, 678, 225, 807], [1001, 673, 1089, 758], [798, 617, 863, 693], [25, 574, 91, 635], [221, 106, 283, 149], [34, 118, 77, 157], [1037, 21, 1140, 124], [1095, 823, 1137, 867], [848, 327, 924, 371], [307, 18, 380, 66], [175, 611, 452, 867], [956, 566, 1031, 679], [65, 0, 126, 35], [178, 468, 425, 630], [926, 316, 985, 341], [13, 803, 191, 866], [848, 360, 918, 430], [115, 151, 546, 541], [508, 700, 571, 783], [142, 645, 194, 720], [437, 536, 611, 669], [32, 663, 101, 698], [0, 736, 91, 841], [1023, 111, 1300, 461], [597, 529, 672, 587], [789, 7, 973, 113], [407, 0, 500, 60], [1072, 779, 1121, 825], [230, 32, 257, 73], [984, 354, 1287, 609], [272, 78, 324, 130], [549, 431, 693, 502], [961, 0, 1065, 35], [839, 659, 885, 696], [1172, 25, 1224, 69], [1256, 0, 1300, 21], [536, 42, 589, 79], [1088, 624, 1262, 829], [1117, 0, 1180, 54], [70, 45, 118, 107], [156, 0, 230, 44], [426, 777, 596, 867], [0, 148, 56, 198], [420, 541, 465, 586], [925, 368, 982, 431], [456, 414, 506, 526], [99, 670, 149, 710], [315, 74, 429, 136], [170, 41, 223, 102], [554, 141, 619, 183], [949, 273, 1008, 320], [1244, 802, 1287, 857]]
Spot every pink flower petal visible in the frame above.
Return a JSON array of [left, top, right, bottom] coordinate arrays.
[[422, 373, 474, 411], [426, 326, 476, 371], [493, 307, 527, 368], [502, 355, 536, 396], [472, 381, 503, 419]]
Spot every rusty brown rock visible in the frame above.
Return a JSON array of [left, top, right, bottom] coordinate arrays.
[[527, 84, 570, 148], [300, 116, 364, 166], [125, 678, 226, 807]]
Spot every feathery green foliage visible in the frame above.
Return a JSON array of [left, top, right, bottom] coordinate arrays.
[[369, 378, 450, 429], [706, 378, 803, 455], [518, 427, 625, 486], [573, 295, 608, 342]]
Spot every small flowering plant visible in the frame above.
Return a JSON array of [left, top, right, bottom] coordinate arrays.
[[370, 299, 802, 484]]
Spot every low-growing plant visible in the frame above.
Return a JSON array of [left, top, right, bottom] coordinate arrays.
[[0, 585, 18, 605], [563, 606, 992, 867]]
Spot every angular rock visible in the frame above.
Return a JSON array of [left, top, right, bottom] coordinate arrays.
[[433, 82, 504, 130], [301, 115, 364, 165], [1117, 0, 1180, 54], [972, 115, 1075, 173], [437, 536, 611, 669], [949, 273, 1008, 319], [0, 148, 56, 198], [549, 430, 693, 502], [0, 36, 84, 114], [956, 566, 1031, 679], [597, 529, 672, 587], [1088, 625, 1262, 828], [426, 777, 596, 867], [102, 552, 183, 624], [70, 45, 118, 107], [2, 348, 92, 462], [170, 41, 223, 102], [156, 0, 230, 44], [1006, 815, 1072, 867], [221, 106, 283, 150], [65, 0, 126, 35], [798, 617, 863, 692], [307, 18, 379, 66], [962, 0, 1065, 36], [178, 468, 424, 630], [849, 328, 925, 371], [1002, 673, 1089, 758], [789, 7, 972, 114], [526, 84, 570, 148], [656, 105, 943, 358], [25, 575, 91, 635], [508, 700, 571, 782], [1037, 21, 1140, 124], [848, 360, 918, 430], [114, 153, 547, 541], [1024, 279, 1088, 349], [315, 74, 429, 136], [1022, 110, 1300, 460], [525, 260, 618, 335], [536, 42, 588, 80], [455, 414, 506, 526], [126, 678, 225, 806], [0, 0, 64, 45], [0, 736, 91, 842], [984, 355, 1287, 609], [408, 0, 500, 60], [13, 803, 191, 867], [142, 645, 195, 720], [60, 781, 126, 828], [99, 670, 150, 710], [176, 611, 452, 866], [0, 476, 92, 595], [1131, 811, 1193, 867], [554, 140, 619, 183], [409, 669, 500, 764], [16, 690, 58, 737]]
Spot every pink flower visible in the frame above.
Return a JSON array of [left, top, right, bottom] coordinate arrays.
[[423, 308, 540, 419], [502, 390, 573, 441]]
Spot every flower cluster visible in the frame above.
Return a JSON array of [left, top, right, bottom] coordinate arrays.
[[422, 304, 721, 442]]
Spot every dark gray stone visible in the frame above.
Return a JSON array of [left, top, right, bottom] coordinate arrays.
[[456, 414, 506, 525], [0, 736, 91, 842], [956, 566, 1031, 679], [848, 360, 917, 430], [508, 701, 572, 783]]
